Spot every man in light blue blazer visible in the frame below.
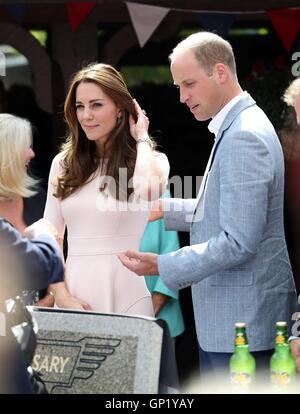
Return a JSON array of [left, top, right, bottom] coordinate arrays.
[[119, 31, 297, 380]]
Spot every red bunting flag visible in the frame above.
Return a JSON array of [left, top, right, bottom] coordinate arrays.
[[66, 2, 96, 32], [267, 8, 300, 52]]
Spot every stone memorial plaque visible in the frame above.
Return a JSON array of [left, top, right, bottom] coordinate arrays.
[[30, 308, 163, 394]]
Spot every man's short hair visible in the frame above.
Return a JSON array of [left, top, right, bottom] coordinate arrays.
[[169, 31, 237, 76], [283, 78, 300, 106]]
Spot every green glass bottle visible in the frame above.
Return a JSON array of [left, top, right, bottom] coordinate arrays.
[[270, 321, 296, 390], [230, 322, 256, 390]]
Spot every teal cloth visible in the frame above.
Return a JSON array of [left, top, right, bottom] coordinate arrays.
[[139, 191, 185, 338]]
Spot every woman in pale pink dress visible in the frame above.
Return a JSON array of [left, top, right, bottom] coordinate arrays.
[[44, 63, 169, 317]]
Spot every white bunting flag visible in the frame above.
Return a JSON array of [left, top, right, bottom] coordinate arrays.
[[126, 2, 170, 48]]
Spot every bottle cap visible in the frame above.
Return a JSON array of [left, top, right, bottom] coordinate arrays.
[[276, 321, 287, 328], [235, 322, 246, 328], [276, 321, 287, 327]]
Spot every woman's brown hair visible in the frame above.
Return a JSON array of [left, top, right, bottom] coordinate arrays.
[[54, 63, 154, 200]]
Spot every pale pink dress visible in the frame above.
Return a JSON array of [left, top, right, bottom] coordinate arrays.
[[44, 153, 169, 317]]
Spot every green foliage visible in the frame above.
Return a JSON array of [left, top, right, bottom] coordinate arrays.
[[241, 57, 293, 130], [29, 30, 47, 47], [120, 65, 172, 87]]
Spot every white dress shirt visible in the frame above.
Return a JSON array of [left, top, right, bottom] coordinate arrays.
[[208, 91, 248, 137]]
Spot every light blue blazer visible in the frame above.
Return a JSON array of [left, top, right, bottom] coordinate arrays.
[[158, 93, 297, 352]]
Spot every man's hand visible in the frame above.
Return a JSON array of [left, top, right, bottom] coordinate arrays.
[[118, 250, 159, 276], [24, 218, 58, 240], [290, 339, 300, 372], [149, 199, 164, 221]]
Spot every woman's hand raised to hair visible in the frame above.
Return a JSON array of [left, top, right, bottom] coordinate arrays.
[[129, 99, 150, 141]]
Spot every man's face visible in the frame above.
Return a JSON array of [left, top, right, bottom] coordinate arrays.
[[294, 95, 300, 124], [170, 49, 223, 121]]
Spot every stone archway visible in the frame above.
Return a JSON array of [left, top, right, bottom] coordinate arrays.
[[0, 22, 52, 113], [102, 25, 137, 67]]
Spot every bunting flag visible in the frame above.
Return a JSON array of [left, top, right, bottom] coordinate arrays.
[[197, 12, 236, 38], [6, 4, 25, 25], [126, 2, 170, 48], [66, 2, 96, 32], [267, 8, 300, 52]]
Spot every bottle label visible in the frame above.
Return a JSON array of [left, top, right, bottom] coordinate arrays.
[[235, 336, 246, 346], [230, 372, 252, 385], [270, 371, 292, 387], [275, 335, 285, 345]]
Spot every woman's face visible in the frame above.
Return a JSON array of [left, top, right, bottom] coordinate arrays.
[[25, 144, 35, 169], [75, 81, 121, 151]]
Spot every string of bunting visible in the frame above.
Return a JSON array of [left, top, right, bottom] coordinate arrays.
[[125, 1, 300, 51], [4, 1, 300, 52]]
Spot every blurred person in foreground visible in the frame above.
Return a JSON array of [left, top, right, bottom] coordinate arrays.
[[0, 218, 64, 393], [0, 113, 53, 306]]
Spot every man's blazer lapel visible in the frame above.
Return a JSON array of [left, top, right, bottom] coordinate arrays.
[[191, 93, 257, 225]]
